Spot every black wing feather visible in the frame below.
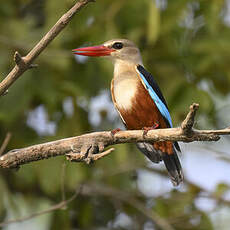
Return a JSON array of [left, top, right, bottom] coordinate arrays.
[[137, 65, 181, 152], [137, 65, 169, 110]]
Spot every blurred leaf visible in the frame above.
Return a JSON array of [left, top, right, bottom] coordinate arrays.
[[214, 183, 229, 198]]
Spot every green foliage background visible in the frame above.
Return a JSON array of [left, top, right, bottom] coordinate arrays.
[[0, 0, 230, 229]]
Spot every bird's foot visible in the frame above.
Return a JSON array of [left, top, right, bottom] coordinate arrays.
[[110, 128, 122, 137], [143, 123, 159, 137]]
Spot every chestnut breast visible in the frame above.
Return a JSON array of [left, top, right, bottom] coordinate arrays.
[[112, 75, 168, 130]]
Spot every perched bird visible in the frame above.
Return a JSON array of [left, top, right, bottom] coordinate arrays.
[[73, 39, 183, 186]]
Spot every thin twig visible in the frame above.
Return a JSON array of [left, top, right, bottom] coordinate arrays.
[[0, 132, 12, 156], [0, 0, 95, 96], [82, 183, 175, 230], [61, 161, 67, 205], [0, 103, 229, 169], [66, 147, 115, 163], [0, 186, 82, 227], [144, 166, 230, 209]]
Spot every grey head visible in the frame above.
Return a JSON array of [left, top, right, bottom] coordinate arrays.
[[103, 39, 143, 65]]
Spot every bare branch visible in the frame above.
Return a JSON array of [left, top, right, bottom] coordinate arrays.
[[28, 64, 39, 69], [0, 104, 229, 169], [61, 161, 67, 205], [181, 103, 199, 135], [0, 186, 82, 227], [0, 132, 12, 156], [82, 183, 175, 230], [0, 0, 95, 96], [14, 51, 25, 67], [66, 147, 115, 163]]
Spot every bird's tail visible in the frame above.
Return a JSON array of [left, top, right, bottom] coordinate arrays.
[[136, 141, 183, 186], [162, 150, 183, 186]]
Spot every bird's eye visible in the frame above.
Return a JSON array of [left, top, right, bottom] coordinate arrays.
[[112, 42, 123, 50]]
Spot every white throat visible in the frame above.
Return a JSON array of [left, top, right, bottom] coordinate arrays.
[[113, 59, 143, 77], [113, 60, 140, 110]]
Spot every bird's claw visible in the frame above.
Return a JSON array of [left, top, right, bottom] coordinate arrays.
[[110, 128, 122, 137], [143, 123, 159, 137]]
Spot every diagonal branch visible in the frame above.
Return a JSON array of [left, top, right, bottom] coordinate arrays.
[[0, 186, 82, 227], [82, 183, 175, 230], [0, 103, 230, 169], [0, 0, 95, 96], [0, 132, 12, 156]]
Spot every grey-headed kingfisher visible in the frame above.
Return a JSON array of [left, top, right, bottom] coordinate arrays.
[[73, 39, 183, 186]]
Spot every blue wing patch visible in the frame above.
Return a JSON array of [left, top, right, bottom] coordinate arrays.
[[136, 65, 173, 127]]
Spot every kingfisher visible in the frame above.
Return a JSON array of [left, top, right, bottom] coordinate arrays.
[[72, 39, 183, 186]]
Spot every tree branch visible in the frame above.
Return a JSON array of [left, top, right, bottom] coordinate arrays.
[[0, 103, 230, 169], [82, 183, 175, 230], [0, 185, 82, 227], [181, 103, 199, 135], [0, 132, 12, 156], [0, 0, 95, 96]]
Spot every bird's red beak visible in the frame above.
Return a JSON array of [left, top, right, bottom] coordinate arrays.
[[72, 45, 115, 57]]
